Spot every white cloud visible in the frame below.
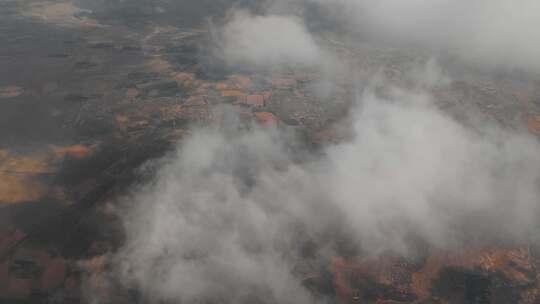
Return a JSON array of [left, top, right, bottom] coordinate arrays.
[[219, 11, 321, 68]]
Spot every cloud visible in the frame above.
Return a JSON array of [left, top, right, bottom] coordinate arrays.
[[310, 0, 540, 73], [324, 88, 540, 251], [111, 84, 540, 302], [114, 124, 326, 304], [218, 11, 321, 68]]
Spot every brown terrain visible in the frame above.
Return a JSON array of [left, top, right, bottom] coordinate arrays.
[[1, 0, 540, 303]]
